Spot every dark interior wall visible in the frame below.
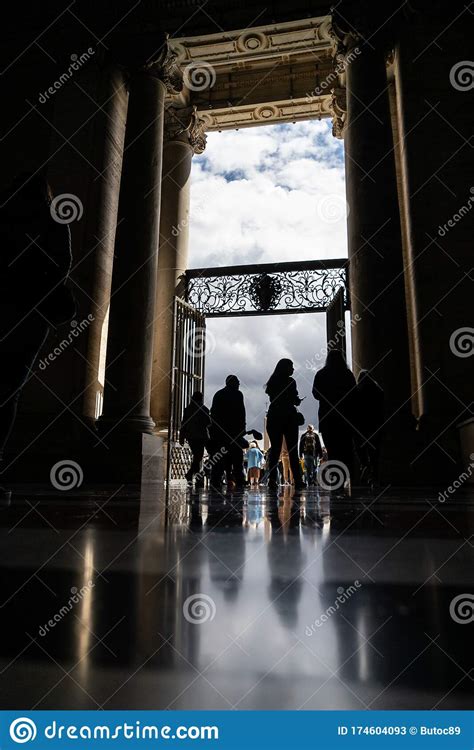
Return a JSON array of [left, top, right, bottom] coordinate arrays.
[[395, 5, 474, 461]]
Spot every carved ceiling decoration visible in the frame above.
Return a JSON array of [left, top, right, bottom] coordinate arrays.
[[166, 16, 339, 132]]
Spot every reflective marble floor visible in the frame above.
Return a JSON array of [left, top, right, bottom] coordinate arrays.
[[0, 483, 473, 710]]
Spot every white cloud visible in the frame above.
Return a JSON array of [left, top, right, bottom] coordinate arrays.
[[188, 120, 348, 430]]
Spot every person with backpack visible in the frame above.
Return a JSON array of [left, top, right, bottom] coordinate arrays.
[[299, 424, 322, 486]]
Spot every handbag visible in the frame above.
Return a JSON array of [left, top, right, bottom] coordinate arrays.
[[296, 409, 305, 427]]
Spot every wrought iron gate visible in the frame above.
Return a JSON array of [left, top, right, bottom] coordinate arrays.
[[167, 297, 206, 483], [326, 286, 346, 359]]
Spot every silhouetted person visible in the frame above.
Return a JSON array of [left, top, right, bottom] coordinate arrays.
[[0, 174, 73, 481], [312, 350, 356, 478], [209, 374, 247, 489], [179, 391, 211, 486], [299, 424, 322, 485], [354, 369, 384, 486], [265, 358, 304, 491]]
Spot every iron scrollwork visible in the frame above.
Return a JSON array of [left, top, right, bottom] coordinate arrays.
[[185, 260, 349, 317]]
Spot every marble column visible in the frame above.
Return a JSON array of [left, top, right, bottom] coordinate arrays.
[[98, 43, 183, 437], [150, 107, 206, 432], [332, 23, 412, 423]]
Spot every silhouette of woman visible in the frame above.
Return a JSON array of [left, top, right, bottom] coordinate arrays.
[[265, 358, 304, 491], [0, 174, 73, 471], [312, 350, 356, 477]]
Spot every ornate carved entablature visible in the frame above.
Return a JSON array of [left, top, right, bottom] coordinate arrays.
[[166, 16, 337, 132], [164, 105, 207, 153]]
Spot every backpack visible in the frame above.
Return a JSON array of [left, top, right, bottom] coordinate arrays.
[[303, 431, 316, 454]]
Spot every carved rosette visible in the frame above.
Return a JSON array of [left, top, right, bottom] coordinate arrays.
[[164, 105, 207, 154]]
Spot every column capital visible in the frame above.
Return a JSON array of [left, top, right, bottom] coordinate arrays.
[[329, 86, 347, 139], [163, 106, 207, 154], [111, 32, 183, 95]]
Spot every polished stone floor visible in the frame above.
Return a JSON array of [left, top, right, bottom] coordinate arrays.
[[0, 482, 473, 710]]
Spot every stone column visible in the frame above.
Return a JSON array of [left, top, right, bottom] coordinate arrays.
[[330, 16, 415, 481], [331, 21, 412, 418], [150, 107, 206, 432], [98, 42, 183, 437]]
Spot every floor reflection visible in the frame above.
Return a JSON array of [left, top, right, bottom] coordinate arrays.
[[0, 484, 472, 709]]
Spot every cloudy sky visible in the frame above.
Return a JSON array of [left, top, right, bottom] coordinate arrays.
[[188, 119, 348, 432]]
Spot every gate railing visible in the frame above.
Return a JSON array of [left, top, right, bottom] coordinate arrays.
[[167, 297, 206, 482], [185, 258, 349, 317]]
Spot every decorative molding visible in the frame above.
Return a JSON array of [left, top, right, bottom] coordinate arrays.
[[171, 16, 333, 71], [197, 95, 333, 131], [330, 87, 347, 139], [164, 105, 207, 152]]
